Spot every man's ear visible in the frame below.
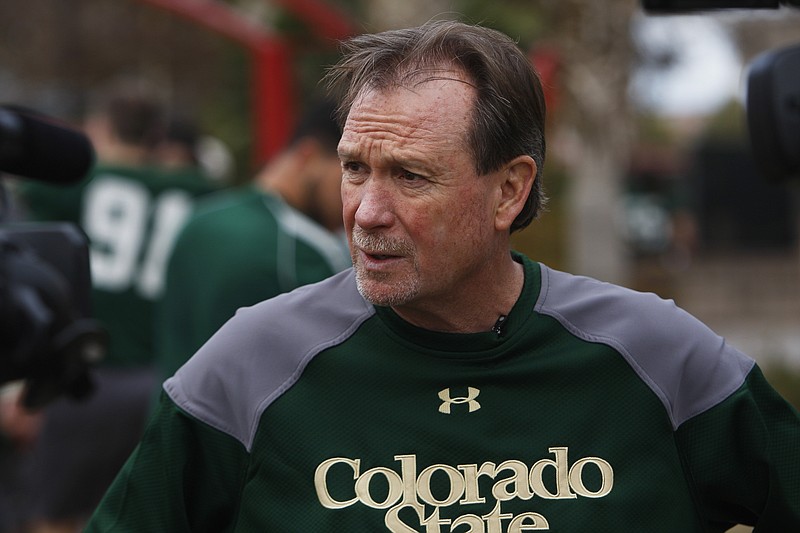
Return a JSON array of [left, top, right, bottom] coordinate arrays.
[[495, 155, 536, 232]]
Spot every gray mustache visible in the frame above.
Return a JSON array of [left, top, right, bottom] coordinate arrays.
[[352, 228, 414, 256]]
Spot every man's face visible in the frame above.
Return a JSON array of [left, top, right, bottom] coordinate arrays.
[[339, 71, 504, 317]]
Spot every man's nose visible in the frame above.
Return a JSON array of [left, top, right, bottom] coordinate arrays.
[[353, 177, 395, 229]]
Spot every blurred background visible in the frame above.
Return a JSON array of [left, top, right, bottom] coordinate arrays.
[[0, 0, 798, 410]]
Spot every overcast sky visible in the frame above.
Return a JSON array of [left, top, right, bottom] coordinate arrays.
[[630, 13, 745, 117]]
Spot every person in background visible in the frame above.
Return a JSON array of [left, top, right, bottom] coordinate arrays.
[[85, 21, 800, 531], [12, 79, 218, 533], [155, 97, 350, 381], [154, 114, 203, 169]]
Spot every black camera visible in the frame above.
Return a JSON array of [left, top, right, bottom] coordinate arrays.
[[747, 44, 800, 182], [644, 0, 800, 11], [0, 106, 107, 408], [642, 0, 800, 183]]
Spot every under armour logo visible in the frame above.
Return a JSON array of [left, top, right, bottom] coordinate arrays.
[[438, 387, 481, 414]]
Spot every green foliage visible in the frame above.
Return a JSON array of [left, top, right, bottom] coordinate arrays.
[[636, 113, 681, 145], [511, 162, 570, 270], [456, 0, 544, 47], [703, 99, 748, 142], [271, 0, 360, 99]]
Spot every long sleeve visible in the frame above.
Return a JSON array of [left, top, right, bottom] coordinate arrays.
[[675, 365, 800, 531], [84, 392, 249, 532]]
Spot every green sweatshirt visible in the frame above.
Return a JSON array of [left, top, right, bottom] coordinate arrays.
[[86, 255, 800, 531]]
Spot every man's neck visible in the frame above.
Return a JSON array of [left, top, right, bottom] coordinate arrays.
[[391, 254, 524, 334]]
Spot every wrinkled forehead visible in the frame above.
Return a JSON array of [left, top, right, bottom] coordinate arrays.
[[340, 71, 478, 170], [337, 84, 476, 174], [346, 74, 475, 136]]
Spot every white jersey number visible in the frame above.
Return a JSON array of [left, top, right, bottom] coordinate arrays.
[[83, 177, 192, 299]]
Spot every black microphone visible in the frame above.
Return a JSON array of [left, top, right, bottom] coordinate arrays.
[[0, 106, 95, 185], [492, 314, 508, 337]]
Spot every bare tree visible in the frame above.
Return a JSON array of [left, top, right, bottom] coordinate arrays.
[[533, 0, 640, 283]]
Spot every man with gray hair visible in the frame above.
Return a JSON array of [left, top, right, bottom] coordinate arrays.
[[86, 20, 800, 531]]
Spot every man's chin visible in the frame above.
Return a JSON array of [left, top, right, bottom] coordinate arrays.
[[354, 270, 419, 307]]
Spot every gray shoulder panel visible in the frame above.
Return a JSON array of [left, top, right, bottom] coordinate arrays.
[[535, 264, 755, 429], [163, 269, 374, 451]]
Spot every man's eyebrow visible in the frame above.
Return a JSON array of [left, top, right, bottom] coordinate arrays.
[[338, 145, 441, 175], [337, 147, 357, 160]]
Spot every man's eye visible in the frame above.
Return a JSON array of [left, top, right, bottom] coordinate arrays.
[[342, 162, 360, 172], [399, 169, 423, 182]]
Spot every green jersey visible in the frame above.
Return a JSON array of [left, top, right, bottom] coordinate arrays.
[[86, 255, 800, 531], [155, 185, 351, 379], [18, 164, 218, 367]]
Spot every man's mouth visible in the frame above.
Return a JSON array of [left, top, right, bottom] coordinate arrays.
[[362, 250, 403, 262], [352, 228, 413, 264]]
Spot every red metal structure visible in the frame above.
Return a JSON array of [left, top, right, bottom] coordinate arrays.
[[136, 0, 355, 165]]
